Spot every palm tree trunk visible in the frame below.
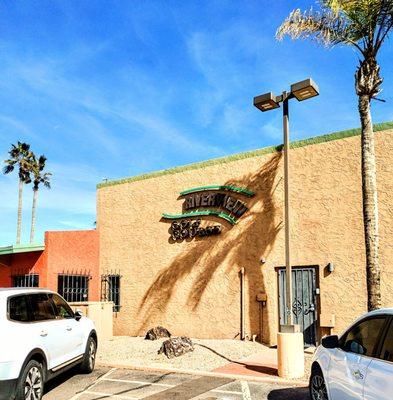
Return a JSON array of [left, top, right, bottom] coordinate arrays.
[[30, 189, 38, 244], [358, 94, 381, 311], [16, 179, 23, 244]]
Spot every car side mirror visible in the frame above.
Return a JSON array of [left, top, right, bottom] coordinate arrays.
[[75, 310, 83, 321], [322, 335, 339, 349]]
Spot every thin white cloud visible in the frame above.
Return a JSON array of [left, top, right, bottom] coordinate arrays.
[[0, 53, 223, 158], [0, 115, 39, 140]]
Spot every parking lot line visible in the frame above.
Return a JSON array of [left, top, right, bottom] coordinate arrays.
[[140, 376, 234, 400], [240, 381, 252, 400], [83, 390, 138, 400], [69, 368, 118, 400], [103, 378, 173, 387], [101, 377, 243, 396]]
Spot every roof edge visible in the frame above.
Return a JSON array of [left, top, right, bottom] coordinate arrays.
[[0, 244, 45, 256], [97, 120, 393, 189]]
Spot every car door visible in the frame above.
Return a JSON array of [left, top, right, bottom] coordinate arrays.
[[49, 293, 85, 359], [327, 315, 386, 400], [363, 317, 393, 400], [28, 293, 74, 369]]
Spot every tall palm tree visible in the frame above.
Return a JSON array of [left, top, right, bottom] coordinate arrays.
[[277, 0, 393, 311], [30, 155, 51, 244], [3, 142, 34, 244]]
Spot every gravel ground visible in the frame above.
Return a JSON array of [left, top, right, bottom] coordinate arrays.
[[97, 336, 270, 371]]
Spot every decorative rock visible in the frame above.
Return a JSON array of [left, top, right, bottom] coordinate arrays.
[[158, 336, 194, 358], [144, 326, 171, 340]]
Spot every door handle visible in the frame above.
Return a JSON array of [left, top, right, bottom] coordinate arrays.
[[304, 303, 315, 315], [66, 327, 72, 331], [40, 331, 48, 337], [353, 370, 364, 380]]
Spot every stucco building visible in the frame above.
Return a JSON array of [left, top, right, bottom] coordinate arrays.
[[0, 230, 100, 302], [97, 122, 393, 346], [1, 123, 392, 346]]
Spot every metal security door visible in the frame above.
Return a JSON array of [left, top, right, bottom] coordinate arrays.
[[278, 267, 317, 346]]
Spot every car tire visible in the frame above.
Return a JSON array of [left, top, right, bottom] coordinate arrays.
[[15, 359, 44, 400], [309, 364, 329, 400], [80, 336, 97, 373]]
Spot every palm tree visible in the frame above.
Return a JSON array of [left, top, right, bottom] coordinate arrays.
[[3, 142, 34, 244], [277, 1, 393, 311], [29, 155, 51, 244]]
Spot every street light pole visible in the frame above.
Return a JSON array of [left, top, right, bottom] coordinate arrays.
[[253, 78, 319, 330], [282, 91, 293, 326], [253, 78, 319, 379]]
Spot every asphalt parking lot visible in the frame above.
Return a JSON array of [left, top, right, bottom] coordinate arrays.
[[43, 367, 310, 400]]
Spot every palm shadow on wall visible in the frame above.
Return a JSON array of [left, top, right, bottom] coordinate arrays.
[[139, 150, 283, 340]]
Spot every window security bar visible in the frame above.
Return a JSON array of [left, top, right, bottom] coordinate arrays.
[[12, 273, 39, 288], [58, 273, 91, 303], [101, 270, 122, 312]]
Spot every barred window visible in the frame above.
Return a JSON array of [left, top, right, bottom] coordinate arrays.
[[101, 273, 121, 312], [12, 274, 39, 288], [58, 274, 90, 302]]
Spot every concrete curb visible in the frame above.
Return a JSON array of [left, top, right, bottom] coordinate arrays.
[[96, 361, 309, 387]]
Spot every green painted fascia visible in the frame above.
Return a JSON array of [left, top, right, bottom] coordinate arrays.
[[97, 121, 393, 189], [0, 244, 45, 256], [162, 211, 237, 225], [180, 185, 255, 197]]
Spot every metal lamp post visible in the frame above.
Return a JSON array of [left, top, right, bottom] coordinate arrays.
[[253, 78, 319, 328]]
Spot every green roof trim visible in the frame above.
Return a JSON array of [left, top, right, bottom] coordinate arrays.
[[97, 121, 393, 189], [162, 211, 238, 225], [180, 185, 255, 197], [0, 244, 45, 256]]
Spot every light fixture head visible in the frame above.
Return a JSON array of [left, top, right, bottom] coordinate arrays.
[[291, 78, 319, 101], [253, 92, 280, 112]]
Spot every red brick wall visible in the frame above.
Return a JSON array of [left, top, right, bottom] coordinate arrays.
[[0, 230, 99, 301]]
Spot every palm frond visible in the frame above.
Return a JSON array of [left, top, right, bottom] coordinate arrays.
[[277, 1, 393, 55], [30, 156, 52, 191], [3, 164, 14, 174], [22, 174, 32, 184], [38, 155, 47, 171], [276, 8, 360, 49], [323, 0, 393, 50]]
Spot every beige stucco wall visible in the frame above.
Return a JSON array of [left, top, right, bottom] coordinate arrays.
[[97, 129, 393, 345]]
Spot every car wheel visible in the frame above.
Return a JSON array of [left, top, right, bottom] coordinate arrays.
[[15, 360, 44, 400], [80, 336, 97, 373], [309, 365, 329, 400]]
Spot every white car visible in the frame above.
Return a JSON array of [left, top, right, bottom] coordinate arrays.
[[0, 288, 97, 400], [310, 308, 393, 400]]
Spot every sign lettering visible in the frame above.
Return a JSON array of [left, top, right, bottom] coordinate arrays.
[[183, 193, 248, 218], [170, 219, 221, 241]]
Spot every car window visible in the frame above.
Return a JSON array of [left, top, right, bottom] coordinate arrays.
[[8, 295, 30, 322], [379, 320, 393, 362], [341, 317, 386, 357], [29, 293, 56, 321], [49, 293, 74, 319]]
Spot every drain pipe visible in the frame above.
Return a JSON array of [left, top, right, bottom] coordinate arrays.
[[240, 267, 245, 340]]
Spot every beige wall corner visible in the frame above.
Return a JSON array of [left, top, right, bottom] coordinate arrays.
[[277, 332, 305, 379], [70, 301, 114, 340]]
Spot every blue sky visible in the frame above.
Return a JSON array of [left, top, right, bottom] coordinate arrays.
[[0, 0, 392, 245]]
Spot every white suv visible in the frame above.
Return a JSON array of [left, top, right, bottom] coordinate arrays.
[[310, 308, 393, 400], [0, 288, 97, 400]]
